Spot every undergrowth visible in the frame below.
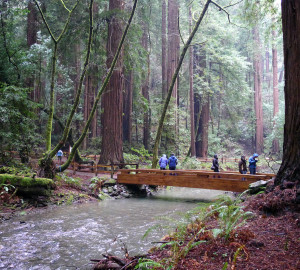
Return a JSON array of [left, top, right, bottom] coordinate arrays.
[[136, 192, 253, 269]]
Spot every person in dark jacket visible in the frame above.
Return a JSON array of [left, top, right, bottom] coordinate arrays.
[[249, 153, 259, 174], [238, 156, 247, 174], [168, 153, 178, 170], [159, 154, 168, 170], [212, 154, 219, 172]]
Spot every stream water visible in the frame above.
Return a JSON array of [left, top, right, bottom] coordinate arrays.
[[0, 188, 227, 270]]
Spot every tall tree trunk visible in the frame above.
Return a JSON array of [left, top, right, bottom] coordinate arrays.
[[193, 45, 209, 157], [83, 75, 90, 150], [166, 0, 180, 149], [27, 1, 37, 47], [189, 7, 195, 157], [253, 25, 264, 154], [99, 0, 124, 164], [272, 30, 279, 153], [27, 1, 38, 101], [275, 0, 300, 188], [123, 71, 133, 145], [142, 26, 150, 150], [265, 49, 271, 88], [161, 0, 167, 99]]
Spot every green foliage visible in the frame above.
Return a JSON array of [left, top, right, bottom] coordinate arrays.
[[55, 173, 81, 188], [0, 84, 41, 163], [0, 165, 34, 177], [181, 157, 202, 170], [0, 183, 15, 196], [130, 146, 151, 164], [134, 258, 164, 270], [207, 193, 253, 240]]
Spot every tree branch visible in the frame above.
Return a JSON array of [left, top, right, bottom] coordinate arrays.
[[211, 1, 231, 23], [59, 0, 71, 13]]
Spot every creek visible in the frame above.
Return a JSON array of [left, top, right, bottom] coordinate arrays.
[[0, 187, 227, 270]]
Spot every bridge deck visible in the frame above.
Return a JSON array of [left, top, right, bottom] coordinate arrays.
[[117, 169, 275, 192]]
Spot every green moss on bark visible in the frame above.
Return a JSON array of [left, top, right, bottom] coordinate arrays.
[[0, 174, 55, 196]]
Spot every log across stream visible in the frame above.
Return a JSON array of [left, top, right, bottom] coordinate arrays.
[[0, 188, 227, 269]]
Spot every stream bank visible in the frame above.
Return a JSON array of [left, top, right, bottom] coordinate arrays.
[[0, 170, 147, 223]]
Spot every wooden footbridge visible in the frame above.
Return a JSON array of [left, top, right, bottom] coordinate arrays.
[[117, 169, 275, 192]]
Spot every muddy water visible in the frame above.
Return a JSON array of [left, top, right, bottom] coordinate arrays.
[[0, 188, 227, 270]]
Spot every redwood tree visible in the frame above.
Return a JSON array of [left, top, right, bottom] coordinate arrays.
[[189, 7, 195, 157], [142, 25, 150, 150], [123, 70, 133, 145], [253, 25, 264, 154], [275, 0, 300, 189], [194, 45, 209, 158], [272, 30, 279, 153], [99, 0, 125, 164], [161, 0, 167, 99]]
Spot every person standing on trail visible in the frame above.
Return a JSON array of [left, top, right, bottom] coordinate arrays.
[[238, 156, 247, 174], [249, 153, 259, 174], [159, 154, 168, 170], [57, 149, 63, 164], [212, 154, 219, 172], [168, 153, 178, 170]]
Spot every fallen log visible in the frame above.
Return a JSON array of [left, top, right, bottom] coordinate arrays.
[[0, 174, 55, 197]]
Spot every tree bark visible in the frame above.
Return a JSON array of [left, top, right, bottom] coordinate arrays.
[[99, 0, 125, 164], [142, 25, 150, 150], [123, 71, 133, 144], [27, 1, 38, 101], [27, 1, 38, 47], [165, 0, 180, 150], [253, 25, 264, 154], [189, 7, 195, 157], [275, 0, 300, 186], [193, 44, 209, 158], [161, 0, 167, 99], [272, 30, 279, 153]]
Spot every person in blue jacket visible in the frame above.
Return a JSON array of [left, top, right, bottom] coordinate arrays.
[[168, 153, 178, 170], [159, 154, 168, 170], [249, 153, 259, 174], [57, 149, 63, 164]]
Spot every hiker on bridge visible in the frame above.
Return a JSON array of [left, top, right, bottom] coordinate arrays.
[[249, 153, 259, 174], [168, 153, 178, 170], [159, 154, 168, 170], [238, 156, 247, 174], [212, 154, 219, 172]]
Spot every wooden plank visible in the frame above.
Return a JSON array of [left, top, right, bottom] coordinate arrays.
[[117, 174, 257, 192]]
